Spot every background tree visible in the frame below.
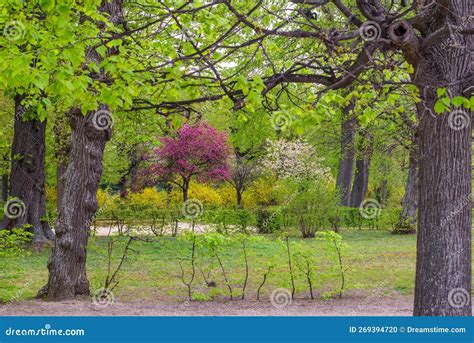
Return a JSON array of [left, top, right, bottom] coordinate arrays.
[[228, 149, 263, 208], [143, 123, 231, 202]]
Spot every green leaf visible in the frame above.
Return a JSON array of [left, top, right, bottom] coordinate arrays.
[[39, 0, 56, 12], [33, 74, 49, 90], [436, 88, 447, 97], [452, 96, 465, 107], [434, 100, 446, 114]]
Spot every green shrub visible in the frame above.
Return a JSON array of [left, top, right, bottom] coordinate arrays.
[[288, 181, 340, 238], [339, 206, 401, 231], [256, 208, 282, 234], [202, 209, 256, 233], [391, 217, 416, 234], [0, 228, 32, 257]]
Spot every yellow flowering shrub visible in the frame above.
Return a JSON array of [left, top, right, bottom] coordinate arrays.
[[243, 178, 287, 208], [168, 182, 223, 207], [189, 182, 223, 206], [216, 184, 237, 208], [96, 188, 117, 208], [127, 187, 167, 209]]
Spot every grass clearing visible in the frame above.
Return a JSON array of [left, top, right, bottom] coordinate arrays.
[[0, 228, 418, 304]]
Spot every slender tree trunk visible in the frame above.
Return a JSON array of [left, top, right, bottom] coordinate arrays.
[[56, 163, 67, 210], [183, 180, 189, 202], [117, 144, 141, 198], [350, 134, 372, 207], [400, 144, 418, 225], [0, 95, 54, 244], [336, 101, 356, 206], [387, 5, 472, 315], [236, 188, 243, 208], [44, 108, 112, 300], [1, 174, 7, 202]]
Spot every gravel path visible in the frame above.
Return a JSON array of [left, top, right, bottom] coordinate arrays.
[[0, 295, 414, 316], [93, 223, 238, 236]]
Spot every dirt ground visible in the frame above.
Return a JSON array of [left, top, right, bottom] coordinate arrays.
[[0, 295, 414, 316]]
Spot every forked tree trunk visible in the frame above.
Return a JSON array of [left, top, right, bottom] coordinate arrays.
[[0, 95, 54, 244], [388, 4, 472, 315], [43, 108, 112, 299], [336, 101, 356, 206]]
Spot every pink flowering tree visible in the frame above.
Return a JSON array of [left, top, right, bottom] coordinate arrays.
[[145, 123, 230, 202]]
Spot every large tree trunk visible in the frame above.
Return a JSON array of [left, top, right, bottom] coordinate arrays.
[[336, 101, 356, 206], [0, 95, 54, 244], [350, 133, 372, 207], [44, 108, 112, 300], [40, 0, 121, 300], [388, 3, 472, 315]]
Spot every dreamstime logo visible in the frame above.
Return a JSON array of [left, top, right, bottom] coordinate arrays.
[[359, 21, 381, 41], [359, 199, 382, 219], [0, 278, 33, 313], [270, 288, 292, 309], [448, 110, 470, 131], [180, 299, 191, 310], [440, 15, 473, 50], [4, 198, 26, 219], [91, 288, 115, 307], [3, 21, 25, 41], [448, 287, 470, 309], [358, 281, 387, 309], [181, 199, 204, 219], [270, 112, 292, 131], [92, 109, 114, 131]]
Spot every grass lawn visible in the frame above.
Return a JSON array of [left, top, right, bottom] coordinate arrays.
[[0, 228, 419, 304]]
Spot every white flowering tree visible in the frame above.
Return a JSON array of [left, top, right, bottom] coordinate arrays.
[[262, 139, 332, 183]]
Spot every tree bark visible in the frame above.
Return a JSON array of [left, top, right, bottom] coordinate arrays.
[[336, 101, 356, 206], [44, 108, 112, 300], [0, 95, 54, 244], [350, 133, 372, 207], [387, 5, 473, 315]]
